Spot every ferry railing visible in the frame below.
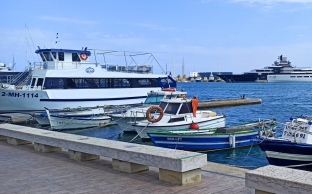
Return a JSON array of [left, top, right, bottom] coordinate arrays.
[[32, 61, 99, 70], [10, 66, 32, 86]]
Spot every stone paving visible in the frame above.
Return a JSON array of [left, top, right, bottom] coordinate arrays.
[[0, 140, 253, 194]]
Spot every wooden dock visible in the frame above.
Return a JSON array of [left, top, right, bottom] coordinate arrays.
[[0, 139, 252, 193], [198, 98, 262, 109]]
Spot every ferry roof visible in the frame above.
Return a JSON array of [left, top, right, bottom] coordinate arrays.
[[35, 48, 91, 56]]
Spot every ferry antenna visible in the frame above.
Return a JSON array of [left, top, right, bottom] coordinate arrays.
[[54, 33, 59, 48]]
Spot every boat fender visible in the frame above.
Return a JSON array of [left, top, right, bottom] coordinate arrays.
[[80, 53, 88, 60], [229, 135, 236, 148], [146, 106, 164, 123], [189, 123, 199, 130]]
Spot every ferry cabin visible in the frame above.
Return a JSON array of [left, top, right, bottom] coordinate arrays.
[[0, 48, 176, 113]]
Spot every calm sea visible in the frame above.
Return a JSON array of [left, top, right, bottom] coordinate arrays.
[[65, 82, 312, 169]]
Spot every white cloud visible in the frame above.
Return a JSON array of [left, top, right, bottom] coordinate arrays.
[[39, 16, 97, 25], [135, 23, 174, 31]]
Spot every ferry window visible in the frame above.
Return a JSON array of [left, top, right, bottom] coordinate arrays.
[[98, 79, 109, 88], [39, 53, 46, 61], [43, 52, 53, 61], [297, 76, 302, 78], [164, 103, 180, 114], [72, 53, 81, 62], [179, 102, 192, 114], [304, 76, 309, 78], [114, 79, 130, 87], [58, 52, 64, 61], [52, 52, 57, 60], [138, 79, 151, 86], [66, 79, 77, 88], [30, 78, 36, 87], [43, 78, 64, 89], [150, 78, 158, 86], [85, 79, 98, 88], [290, 76, 295, 78], [37, 78, 44, 87]]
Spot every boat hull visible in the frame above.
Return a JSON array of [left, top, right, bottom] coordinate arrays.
[[148, 130, 258, 151], [48, 115, 112, 130], [218, 74, 267, 83], [267, 74, 312, 82], [258, 139, 312, 171], [134, 116, 226, 139]]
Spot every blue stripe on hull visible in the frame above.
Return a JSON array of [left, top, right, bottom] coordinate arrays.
[[148, 132, 258, 151]]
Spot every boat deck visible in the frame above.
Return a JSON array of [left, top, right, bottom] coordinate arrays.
[[0, 140, 253, 193]]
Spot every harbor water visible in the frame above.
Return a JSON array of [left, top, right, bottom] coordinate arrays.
[[65, 82, 312, 169]]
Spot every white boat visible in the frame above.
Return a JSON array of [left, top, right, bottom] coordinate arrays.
[[195, 77, 202, 82], [219, 55, 312, 82], [0, 62, 14, 72], [32, 106, 112, 126], [257, 116, 312, 171], [110, 89, 187, 132], [131, 97, 226, 139], [0, 47, 176, 113], [267, 55, 312, 82], [45, 108, 112, 130], [208, 72, 215, 82]]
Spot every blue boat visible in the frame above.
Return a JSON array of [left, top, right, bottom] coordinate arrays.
[[147, 120, 277, 151], [257, 116, 312, 171]]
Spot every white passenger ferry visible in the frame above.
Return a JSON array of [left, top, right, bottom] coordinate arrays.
[[0, 48, 176, 113]]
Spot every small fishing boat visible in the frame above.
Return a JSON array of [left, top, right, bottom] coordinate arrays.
[[257, 116, 312, 171], [131, 96, 226, 139], [147, 120, 277, 151], [45, 108, 112, 130], [110, 89, 187, 132], [32, 105, 120, 126]]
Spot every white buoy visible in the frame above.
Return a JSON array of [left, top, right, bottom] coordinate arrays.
[[229, 135, 236, 148]]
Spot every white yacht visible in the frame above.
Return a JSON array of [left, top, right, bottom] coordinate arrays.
[[267, 55, 312, 82], [219, 55, 312, 82], [0, 63, 14, 72], [208, 72, 215, 82], [0, 47, 176, 113]]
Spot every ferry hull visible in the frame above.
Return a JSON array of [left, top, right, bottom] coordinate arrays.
[[0, 87, 159, 113]]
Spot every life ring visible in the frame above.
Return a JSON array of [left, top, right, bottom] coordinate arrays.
[[162, 88, 176, 92], [146, 106, 164, 123], [80, 53, 88, 60]]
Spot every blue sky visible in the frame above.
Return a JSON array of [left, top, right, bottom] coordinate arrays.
[[1, 0, 312, 76]]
